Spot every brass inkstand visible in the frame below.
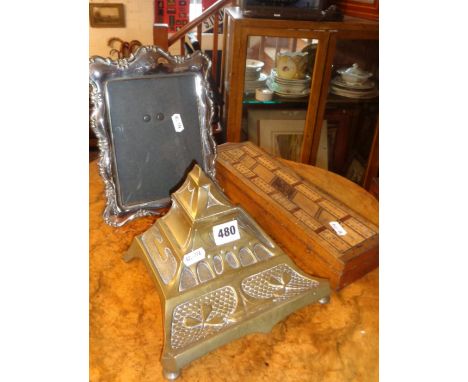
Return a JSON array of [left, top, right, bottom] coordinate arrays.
[[125, 165, 330, 379]]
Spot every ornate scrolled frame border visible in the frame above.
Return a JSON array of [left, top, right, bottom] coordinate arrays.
[[89, 46, 218, 226]]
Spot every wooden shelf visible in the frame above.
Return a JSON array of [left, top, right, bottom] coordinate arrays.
[[242, 93, 308, 106]]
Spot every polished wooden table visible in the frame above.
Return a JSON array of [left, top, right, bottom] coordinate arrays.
[[90, 159, 378, 382]]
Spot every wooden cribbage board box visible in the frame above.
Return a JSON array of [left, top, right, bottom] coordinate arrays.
[[215, 142, 379, 290]]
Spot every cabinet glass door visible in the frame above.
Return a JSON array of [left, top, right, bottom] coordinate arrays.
[[241, 36, 321, 163], [316, 37, 379, 187]]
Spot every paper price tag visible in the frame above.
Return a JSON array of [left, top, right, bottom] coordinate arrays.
[[171, 113, 184, 132], [212, 220, 240, 246], [183, 247, 206, 266], [329, 221, 347, 236]]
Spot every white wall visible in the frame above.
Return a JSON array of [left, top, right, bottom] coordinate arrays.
[[89, 0, 154, 58]]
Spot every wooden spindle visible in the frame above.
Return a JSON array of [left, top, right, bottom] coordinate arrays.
[[153, 23, 169, 50], [197, 24, 202, 50], [212, 11, 219, 82], [180, 36, 185, 55], [168, 0, 232, 47]]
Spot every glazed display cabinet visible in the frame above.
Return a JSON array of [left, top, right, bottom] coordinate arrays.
[[221, 7, 378, 191]]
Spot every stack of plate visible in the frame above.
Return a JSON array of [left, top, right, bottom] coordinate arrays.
[[330, 76, 378, 99], [244, 59, 267, 94], [266, 69, 311, 98]]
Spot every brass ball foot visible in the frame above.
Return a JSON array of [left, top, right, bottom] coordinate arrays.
[[319, 296, 330, 304]]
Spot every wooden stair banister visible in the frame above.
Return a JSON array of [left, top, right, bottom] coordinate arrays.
[[167, 0, 232, 47], [153, 0, 234, 81]]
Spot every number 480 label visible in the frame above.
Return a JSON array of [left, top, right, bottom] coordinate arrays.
[[212, 220, 240, 246]]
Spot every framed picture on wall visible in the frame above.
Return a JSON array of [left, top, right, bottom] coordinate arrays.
[[258, 119, 305, 162], [89, 3, 125, 28]]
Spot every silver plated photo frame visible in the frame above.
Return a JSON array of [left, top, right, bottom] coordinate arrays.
[[89, 46, 217, 226]]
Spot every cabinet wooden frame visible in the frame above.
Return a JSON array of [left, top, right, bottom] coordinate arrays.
[[221, 7, 378, 164], [222, 8, 330, 163], [337, 0, 379, 21], [363, 121, 378, 190], [311, 28, 378, 189], [222, 7, 379, 175]]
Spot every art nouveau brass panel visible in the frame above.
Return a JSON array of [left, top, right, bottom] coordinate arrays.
[[89, 46, 217, 226], [125, 165, 330, 379]]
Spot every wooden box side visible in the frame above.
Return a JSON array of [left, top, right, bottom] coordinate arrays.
[[216, 142, 379, 289]]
